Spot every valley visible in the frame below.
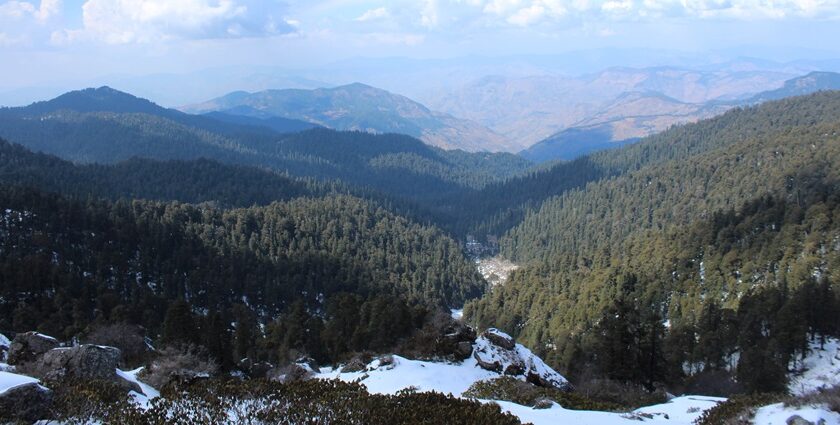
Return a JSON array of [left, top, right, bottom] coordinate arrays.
[[2, 31, 840, 423]]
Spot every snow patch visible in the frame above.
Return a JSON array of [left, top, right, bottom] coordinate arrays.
[[0, 370, 46, 395], [116, 367, 159, 409], [753, 402, 840, 425], [450, 308, 464, 321], [789, 337, 840, 396], [0, 333, 10, 347]]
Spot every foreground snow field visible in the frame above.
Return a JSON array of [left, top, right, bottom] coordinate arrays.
[[315, 355, 726, 425]]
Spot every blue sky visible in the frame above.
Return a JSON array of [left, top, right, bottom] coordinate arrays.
[[1, 0, 840, 90]]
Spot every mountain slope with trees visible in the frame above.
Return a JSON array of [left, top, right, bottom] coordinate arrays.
[[464, 91, 840, 393]]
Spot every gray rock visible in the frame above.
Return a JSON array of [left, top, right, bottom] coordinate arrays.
[[482, 328, 515, 350], [7, 332, 59, 365], [0, 382, 53, 423], [33, 345, 142, 394], [786, 415, 825, 425], [454, 341, 474, 359]]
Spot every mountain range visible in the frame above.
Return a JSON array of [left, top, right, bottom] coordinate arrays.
[[183, 83, 517, 153]]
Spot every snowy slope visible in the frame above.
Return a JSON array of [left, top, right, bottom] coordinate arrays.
[[315, 355, 724, 424], [789, 338, 840, 396], [753, 402, 840, 425]]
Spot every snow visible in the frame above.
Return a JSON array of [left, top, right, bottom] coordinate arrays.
[[0, 333, 10, 347], [34, 333, 57, 341], [315, 354, 722, 425], [789, 337, 840, 396], [496, 396, 724, 425], [450, 308, 464, 320], [0, 370, 45, 395], [116, 367, 159, 409], [316, 355, 499, 397], [753, 402, 840, 425], [473, 329, 571, 389]]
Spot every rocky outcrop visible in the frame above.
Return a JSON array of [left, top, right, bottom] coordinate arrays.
[[437, 323, 476, 360], [6, 332, 59, 365], [473, 328, 573, 392], [33, 345, 142, 394]]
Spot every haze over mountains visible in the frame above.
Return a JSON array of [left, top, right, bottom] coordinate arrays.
[[184, 83, 516, 152]]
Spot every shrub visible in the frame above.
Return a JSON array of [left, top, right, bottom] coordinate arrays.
[[574, 378, 669, 409], [464, 376, 623, 411], [694, 393, 784, 425], [138, 344, 218, 389], [47, 378, 525, 424]]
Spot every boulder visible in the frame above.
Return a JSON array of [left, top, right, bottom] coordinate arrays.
[[33, 345, 142, 394], [6, 332, 59, 365], [473, 328, 573, 392], [0, 382, 53, 423], [482, 328, 515, 350], [340, 356, 368, 373], [238, 358, 274, 379], [786, 415, 825, 425], [438, 323, 476, 360]]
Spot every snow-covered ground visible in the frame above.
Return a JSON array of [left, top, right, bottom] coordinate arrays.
[[315, 355, 724, 425], [0, 370, 45, 394], [789, 337, 840, 396], [117, 367, 159, 409], [753, 402, 840, 425]]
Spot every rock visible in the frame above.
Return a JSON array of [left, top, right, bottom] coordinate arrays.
[[0, 382, 53, 423], [786, 415, 825, 425], [238, 358, 274, 379], [483, 328, 515, 350], [268, 363, 313, 383], [340, 355, 369, 373], [533, 397, 554, 409], [32, 344, 141, 394], [438, 323, 476, 360], [6, 332, 59, 365], [295, 356, 321, 373], [455, 341, 474, 359], [473, 328, 573, 392]]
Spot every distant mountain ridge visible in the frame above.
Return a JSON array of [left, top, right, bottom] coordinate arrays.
[[184, 83, 518, 153], [522, 71, 840, 163]]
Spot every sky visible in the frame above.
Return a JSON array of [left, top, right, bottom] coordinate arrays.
[[1, 0, 840, 96]]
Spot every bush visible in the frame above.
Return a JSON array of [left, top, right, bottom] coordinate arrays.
[[463, 376, 623, 411], [574, 378, 669, 409], [694, 393, 784, 425], [45, 378, 525, 424], [138, 344, 218, 389], [785, 385, 840, 414]]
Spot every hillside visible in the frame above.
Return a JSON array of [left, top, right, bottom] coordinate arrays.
[[464, 92, 840, 394], [0, 88, 533, 205], [185, 83, 518, 152], [747, 71, 840, 103]]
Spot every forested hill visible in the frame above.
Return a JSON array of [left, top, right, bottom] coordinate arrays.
[[0, 87, 532, 204], [0, 139, 326, 207], [465, 91, 840, 393], [0, 186, 484, 364], [451, 91, 840, 239]]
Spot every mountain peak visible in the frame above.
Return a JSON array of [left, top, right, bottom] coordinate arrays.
[[19, 86, 167, 116]]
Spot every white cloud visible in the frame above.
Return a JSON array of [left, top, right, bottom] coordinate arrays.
[[0, 0, 60, 21], [355, 6, 388, 21], [421, 0, 439, 27], [0, 31, 25, 45], [57, 0, 296, 44]]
